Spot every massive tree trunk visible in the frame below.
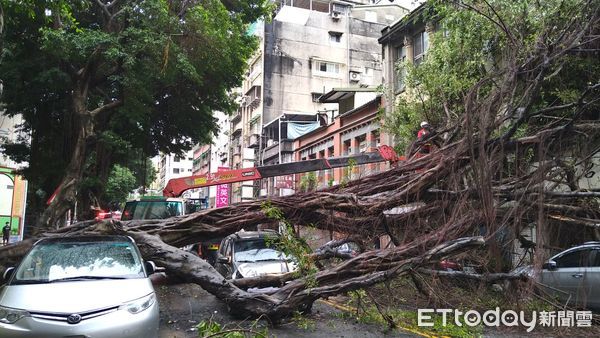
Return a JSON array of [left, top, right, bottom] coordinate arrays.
[[37, 69, 122, 231], [37, 80, 93, 231]]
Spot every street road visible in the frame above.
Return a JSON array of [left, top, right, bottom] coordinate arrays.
[[156, 283, 417, 338]]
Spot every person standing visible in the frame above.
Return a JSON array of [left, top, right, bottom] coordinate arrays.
[[2, 222, 11, 246], [416, 121, 433, 154]]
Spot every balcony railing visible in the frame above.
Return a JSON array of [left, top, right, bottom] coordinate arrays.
[[263, 140, 294, 161], [231, 110, 241, 122]]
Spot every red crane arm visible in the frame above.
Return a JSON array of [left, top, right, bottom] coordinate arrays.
[[162, 145, 399, 197]]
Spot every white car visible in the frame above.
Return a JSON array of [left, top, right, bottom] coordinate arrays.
[[0, 235, 159, 338]]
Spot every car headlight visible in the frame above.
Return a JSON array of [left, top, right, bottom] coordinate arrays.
[[119, 293, 156, 314], [0, 306, 30, 324]]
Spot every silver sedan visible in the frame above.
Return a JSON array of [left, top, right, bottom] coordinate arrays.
[[0, 235, 159, 338]]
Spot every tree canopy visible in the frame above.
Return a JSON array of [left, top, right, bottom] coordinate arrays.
[[386, 0, 600, 151], [0, 0, 270, 227]]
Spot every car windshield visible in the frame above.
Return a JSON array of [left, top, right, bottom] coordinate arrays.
[[233, 239, 290, 263], [121, 200, 183, 220], [12, 241, 144, 284]]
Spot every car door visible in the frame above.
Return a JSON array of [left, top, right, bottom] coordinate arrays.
[[541, 249, 592, 306], [215, 240, 233, 278], [587, 248, 600, 308]]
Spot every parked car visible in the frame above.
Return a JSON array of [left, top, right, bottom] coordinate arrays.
[[94, 209, 122, 222], [120, 197, 217, 263], [215, 230, 297, 280], [317, 240, 361, 258], [121, 197, 187, 220], [519, 241, 600, 309], [0, 235, 159, 338]]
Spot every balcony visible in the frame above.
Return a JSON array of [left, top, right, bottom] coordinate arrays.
[[231, 110, 241, 123], [263, 140, 294, 162], [244, 85, 261, 109], [232, 121, 242, 136]]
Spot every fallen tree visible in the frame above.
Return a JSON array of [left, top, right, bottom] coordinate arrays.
[[1, 0, 599, 320]]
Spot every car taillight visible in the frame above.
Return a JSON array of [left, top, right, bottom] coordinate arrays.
[[95, 210, 111, 220]]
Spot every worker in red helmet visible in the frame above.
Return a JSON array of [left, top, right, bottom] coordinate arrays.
[[417, 121, 430, 140], [417, 121, 433, 154]]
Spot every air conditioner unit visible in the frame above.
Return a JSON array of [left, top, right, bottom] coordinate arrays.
[[349, 71, 361, 82], [331, 11, 341, 20]]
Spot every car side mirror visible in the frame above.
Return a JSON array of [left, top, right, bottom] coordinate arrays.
[[3, 267, 14, 282], [144, 261, 157, 275], [217, 255, 230, 264], [542, 260, 557, 271]]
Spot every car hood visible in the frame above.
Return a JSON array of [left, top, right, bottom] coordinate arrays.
[[235, 261, 296, 278], [0, 278, 154, 313]]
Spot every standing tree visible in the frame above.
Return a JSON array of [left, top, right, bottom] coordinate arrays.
[[0, 0, 269, 230], [104, 164, 136, 205]]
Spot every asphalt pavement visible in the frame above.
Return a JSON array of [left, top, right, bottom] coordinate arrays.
[[156, 283, 418, 338]]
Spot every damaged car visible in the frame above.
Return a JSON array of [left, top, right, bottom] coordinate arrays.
[[214, 230, 297, 280]]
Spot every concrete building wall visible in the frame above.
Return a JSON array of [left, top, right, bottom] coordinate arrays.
[[263, 11, 346, 125], [262, 4, 408, 126]]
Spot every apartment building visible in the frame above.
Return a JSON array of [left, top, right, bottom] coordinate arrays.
[[378, 2, 431, 145], [157, 150, 194, 194], [228, 0, 411, 200]]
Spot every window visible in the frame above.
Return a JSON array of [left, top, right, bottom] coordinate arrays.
[[14, 241, 144, 282], [395, 45, 407, 91], [188, 157, 193, 161], [173, 168, 180, 174], [555, 249, 591, 268], [122, 201, 184, 221], [314, 61, 340, 76], [311, 92, 322, 102], [413, 31, 429, 66], [173, 156, 181, 162], [329, 32, 342, 43]]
